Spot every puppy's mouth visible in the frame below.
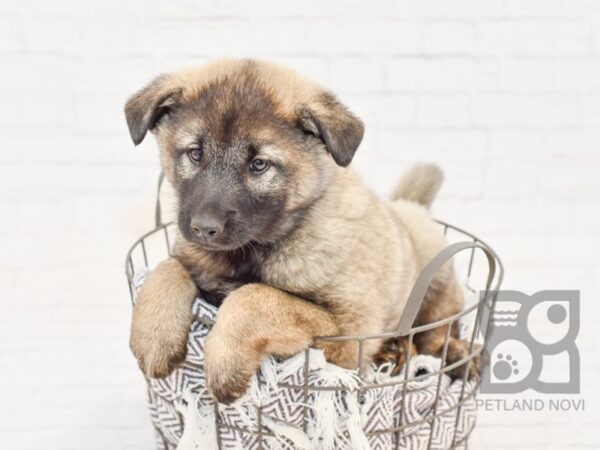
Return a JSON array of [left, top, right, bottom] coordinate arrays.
[[180, 222, 255, 252], [193, 238, 249, 252]]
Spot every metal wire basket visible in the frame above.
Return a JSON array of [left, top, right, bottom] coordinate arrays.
[[125, 173, 504, 450]]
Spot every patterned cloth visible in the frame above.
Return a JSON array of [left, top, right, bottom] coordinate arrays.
[[133, 272, 477, 450]]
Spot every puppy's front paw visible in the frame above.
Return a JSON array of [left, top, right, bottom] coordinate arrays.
[[129, 293, 191, 378], [129, 257, 197, 378], [444, 338, 481, 380], [203, 328, 260, 405], [130, 327, 188, 378]]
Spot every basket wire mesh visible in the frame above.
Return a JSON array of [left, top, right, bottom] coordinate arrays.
[[125, 174, 504, 450]]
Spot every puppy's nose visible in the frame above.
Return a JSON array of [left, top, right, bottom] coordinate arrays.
[[190, 213, 225, 240]]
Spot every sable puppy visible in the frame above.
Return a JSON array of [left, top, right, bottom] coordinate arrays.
[[125, 59, 471, 404]]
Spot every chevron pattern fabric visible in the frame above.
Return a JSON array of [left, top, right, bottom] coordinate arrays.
[[132, 271, 477, 450]]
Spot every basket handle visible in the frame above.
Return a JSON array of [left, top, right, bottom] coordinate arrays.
[[396, 241, 497, 334], [155, 171, 165, 227]]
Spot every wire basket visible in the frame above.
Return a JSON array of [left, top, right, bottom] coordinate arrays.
[[125, 174, 504, 450]]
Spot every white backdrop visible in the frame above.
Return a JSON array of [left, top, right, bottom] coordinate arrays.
[[1, 0, 599, 449]]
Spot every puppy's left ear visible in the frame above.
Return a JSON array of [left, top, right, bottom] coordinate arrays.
[[297, 93, 364, 167], [124, 75, 182, 145]]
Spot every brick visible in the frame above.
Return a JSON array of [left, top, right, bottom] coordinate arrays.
[[417, 94, 470, 126], [556, 57, 600, 90], [0, 13, 25, 51], [471, 423, 558, 447], [376, 94, 417, 127], [393, 0, 505, 19], [483, 158, 540, 199], [570, 0, 600, 16], [306, 18, 421, 54], [540, 153, 600, 200], [0, 430, 65, 450], [462, 200, 574, 233], [555, 20, 593, 55], [387, 57, 500, 91], [481, 21, 553, 56], [573, 201, 600, 232], [489, 130, 545, 161], [480, 19, 592, 56], [547, 129, 600, 156], [472, 93, 580, 126], [379, 129, 488, 163], [492, 231, 598, 265], [0, 136, 159, 166], [15, 200, 74, 236], [136, 0, 219, 17], [153, 18, 250, 56], [13, 0, 138, 15], [217, 0, 317, 16], [0, 54, 76, 91], [247, 18, 308, 54], [23, 15, 78, 53], [422, 20, 478, 54], [505, 0, 564, 17], [25, 16, 153, 56], [377, 130, 488, 199], [330, 57, 385, 93], [0, 163, 152, 202], [0, 269, 17, 298], [22, 90, 75, 127], [582, 94, 600, 125], [74, 56, 157, 95], [501, 58, 555, 91], [71, 195, 165, 236], [74, 93, 133, 135], [0, 90, 24, 128]]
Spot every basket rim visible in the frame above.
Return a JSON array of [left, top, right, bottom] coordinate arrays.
[[125, 219, 504, 340]]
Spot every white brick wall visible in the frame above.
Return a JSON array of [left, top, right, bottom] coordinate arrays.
[[1, 1, 599, 448]]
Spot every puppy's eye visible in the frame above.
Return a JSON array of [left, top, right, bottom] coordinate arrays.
[[250, 158, 269, 174], [187, 147, 203, 164]]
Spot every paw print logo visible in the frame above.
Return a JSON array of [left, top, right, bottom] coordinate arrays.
[[480, 290, 579, 394], [493, 354, 519, 380], [485, 338, 531, 386]]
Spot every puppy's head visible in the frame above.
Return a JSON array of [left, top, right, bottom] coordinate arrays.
[[125, 59, 364, 251]]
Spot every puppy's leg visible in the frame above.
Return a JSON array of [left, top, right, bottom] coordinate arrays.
[[130, 257, 197, 378], [373, 336, 418, 376], [413, 276, 481, 379], [203, 283, 353, 404], [414, 326, 481, 380]]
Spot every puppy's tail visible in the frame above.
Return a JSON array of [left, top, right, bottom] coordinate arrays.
[[391, 163, 444, 209]]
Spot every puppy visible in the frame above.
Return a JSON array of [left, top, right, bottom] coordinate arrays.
[[125, 59, 470, 404]]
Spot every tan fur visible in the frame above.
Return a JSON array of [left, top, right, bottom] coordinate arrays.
[[392, 163, 444, 208], [203, 283, 340, 403], [126, 59, 465, 403], [172, 59, 323, 120], [129, 258, 198, 377]]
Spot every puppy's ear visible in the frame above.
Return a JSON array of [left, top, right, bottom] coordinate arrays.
[[124, 75, 182, 145], [297, 93, 364, 167]]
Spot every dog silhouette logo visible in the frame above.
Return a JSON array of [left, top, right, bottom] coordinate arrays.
[[480, 290, 580, 394]]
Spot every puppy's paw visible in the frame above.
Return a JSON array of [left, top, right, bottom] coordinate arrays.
[[130, 328, 188, 378], [129, 293, 191, 378], [203, 330, 259, 405], [443, 338, 481, 380], [373, 336, 418, 376], [129, 257, 197, 379]]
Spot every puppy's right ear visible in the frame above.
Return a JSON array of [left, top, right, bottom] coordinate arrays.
[[124, 75, 182, 145], [297, 92, 364, 167]]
